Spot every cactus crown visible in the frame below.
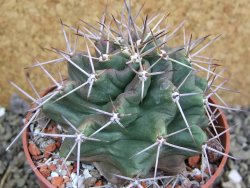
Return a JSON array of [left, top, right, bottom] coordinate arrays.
[[8, 1, 237, 187]]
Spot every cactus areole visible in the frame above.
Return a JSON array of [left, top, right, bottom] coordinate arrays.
[[9, 1, 234, 187]]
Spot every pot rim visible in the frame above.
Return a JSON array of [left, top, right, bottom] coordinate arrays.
[[22, 89, 230, 188], [201, 97, 230, 188]]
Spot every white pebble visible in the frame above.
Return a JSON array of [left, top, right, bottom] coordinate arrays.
[[60, 169, 67, 176], [86, 165, 94, 170], [47, 176, 52, 181], [71, 173, 76, 180], [79, 184, 85, 188], [0, 107, 5, 117], [51, 171, 59, 177], [30, 123, 34, 132], [66, 182, 73, 187], [78, 176, 85, 187], [82, 164, 87, 169], [52, 159, 58, 164], [192, 168, 202, 176], [83, 169, 92, 179], [71, 173, 84, 187], [82, 163, 94, 170], [34, 128, 41, 134], [228, 169, 242, 183], [57, 124, 63, 131], [66, 161, 73, 166]]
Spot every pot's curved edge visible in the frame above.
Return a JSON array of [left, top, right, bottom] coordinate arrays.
[[202, 97, 230, 188], [22, 93, 230, 188], [22, 86, 57, 188], [22, 117, 55, 188]]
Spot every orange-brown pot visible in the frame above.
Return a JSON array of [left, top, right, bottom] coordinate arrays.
[[22, 90, 230, 188], [201, 97, 230, 188]]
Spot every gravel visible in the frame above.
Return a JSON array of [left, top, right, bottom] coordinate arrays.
[[0, 94, 249, 187], [217, 107, 250, 188], [0, 94, 38, 188]]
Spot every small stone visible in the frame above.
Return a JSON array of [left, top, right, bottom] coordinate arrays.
[[48, 164, 57, 171], [17, 177, 26, 187], [9, 93, 29, 115], [53, 159, 59, 164], [66, 161, 73, 166], [30, 123, 34, 132], [3, 131, 12, 141], [28, 142, 41, 156], [0, 161, 6, 175], [74, 175, 84, 187], [0, 123, 5, 134], [140, 182, 147, 188], [228, 169, 242, 183], [34, 128, 41, 134], [51, 171, 59, 178], [66, 182, 73, 187], [39, 166, 51, 178], [95, 180, 103, 186], [90, 169, 101, 178], [59, 184, 65, 188], [191, 168, 202, 182], [190, 181, 200, 188], [63, 176, 71, 183], [83, 169, 92, 179], [192, 168, 201, 176], [57, 124, 63, 131], [0, 107, 6, 117], [55, 141, 61, 148], [70, 173, 76, 180], [193, 174, 202, 182], [247, 176, 250, 186], [13, 152, 26, 168], [233, 149, 250, 160], [207, 139, 223, 163], [84, 177, 97, 187], [188, 155, 201, 168], [57, 159, 63, 165], [181, 179, 192, 188], [82, 163, 94, 170], [239, 162, 248, 172], [51, 176, 64, 187], [59, 169, 67, 176], [236, 135, 247, 145], [67, 164, 74, 170], [47, 176, 52, 181], [227, 159, 236, 169], [46, 123, 59, 135], [222, 181, 240, 188], [44, 143, 57, 158]]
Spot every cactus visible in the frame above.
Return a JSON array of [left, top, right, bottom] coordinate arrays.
[[41, 17, 210, 185], [7, 1, 239, 187]]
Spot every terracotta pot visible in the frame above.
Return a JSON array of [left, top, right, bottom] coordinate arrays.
[[22, 89, 230, 188], [22, 87, 57, 188], [201, 97, 230, 188]]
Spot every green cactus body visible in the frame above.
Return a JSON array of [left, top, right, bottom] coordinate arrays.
[[42, 33, 208, 182]]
